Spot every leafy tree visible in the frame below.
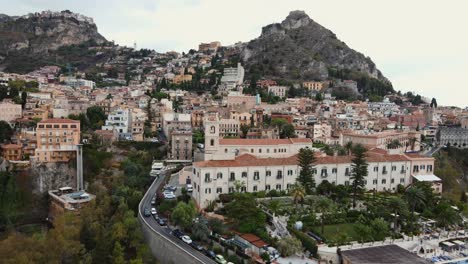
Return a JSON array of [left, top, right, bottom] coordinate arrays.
[[112, 242, 126, 264], [369, 218, 390, 241], [224, 193, 266, 233], [344, 141, 353, 156], [281, 124, 296, 138], [350, 144, 368, 208], [297, 148, 317, 194], [86, 106, 107, 130], [191, 220, 210, 242], [430, 98, 438, 108], [0, 121, 13, 143], [277, 237, 302, 257], [171, 201, 197, 230], [0, 171, 24, 225], [240, 124, 250, 138], [315, 93, 323, 101]]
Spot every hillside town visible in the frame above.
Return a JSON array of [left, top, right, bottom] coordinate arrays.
[[0, 9, 468, 264]]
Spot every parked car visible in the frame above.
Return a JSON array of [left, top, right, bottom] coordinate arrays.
[[172, 229, 184, 239], [151, 208, 157, 215], [266, 246, 280, 260], [163, 191, 176, 199], [143, 208, 151, 217], [186, 184, 193, 192], [190, 241, 204, 251], [157, 218, 166, 226], [153, 214, 159, 221], [151, 197, 156, 205], [215, 255, 227, 264], [164, 185, 177, 192], [181, 235, 192, 244], [204, 250, 216, 259]]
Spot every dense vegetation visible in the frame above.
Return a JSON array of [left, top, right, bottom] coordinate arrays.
[[0, 142, 164, 263]]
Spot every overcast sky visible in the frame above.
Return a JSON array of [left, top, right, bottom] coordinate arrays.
[[2, 0, 467, 107]]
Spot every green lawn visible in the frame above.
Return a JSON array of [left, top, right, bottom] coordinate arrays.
[[312, 223, 359, 242]]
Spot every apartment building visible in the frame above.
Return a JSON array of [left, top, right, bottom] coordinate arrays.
[[0, 101, 22, 122], [341, 130, 421, 153], [169, 129, 193, 161], [162, 113, 191, 141], [302, 81, 326, 91], [267, 86, 289, 98], [101, 108, 132, 140], [220, 63, 245, 90], [312, 123, 332, 140], [1, 144, 23, 161], [35, 119, 80, 163]]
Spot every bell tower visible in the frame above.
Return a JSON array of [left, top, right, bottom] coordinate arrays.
[[204, 112, 220, 158]]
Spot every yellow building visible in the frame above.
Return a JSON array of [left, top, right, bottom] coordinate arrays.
[[302, 81, 326, 91], [35, 119, 81, 162], [173, 74, 192, 84]]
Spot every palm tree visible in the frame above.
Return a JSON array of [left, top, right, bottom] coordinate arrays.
[[387, 197, 408, 231], [404, 186, 426, 231], [290, 184, 306, 209], [268, 200, 281, 216], [316, 197, 333, 236], [434, 202, 461, 229], [345, 141, 353, 156]]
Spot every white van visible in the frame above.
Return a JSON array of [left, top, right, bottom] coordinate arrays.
[[150, 162, 164, 177]]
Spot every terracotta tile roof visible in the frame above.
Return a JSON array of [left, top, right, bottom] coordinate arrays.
[[39, 118, 80, 124], [240, 233, 262, 243], [195, 152, 410, 168], [219, 138, 311, 146], [1, 144, 22, 149]]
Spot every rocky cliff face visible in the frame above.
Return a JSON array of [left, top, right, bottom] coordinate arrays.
[[0, 10, 107, 54], [241, 10, 387, 82]]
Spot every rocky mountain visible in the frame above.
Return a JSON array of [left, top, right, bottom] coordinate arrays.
[[241, 10, 389, 85], [0, 10, 106, 54], [0, 10, 110, 73]]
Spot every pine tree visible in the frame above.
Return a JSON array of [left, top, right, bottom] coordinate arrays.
[[297, 148, 316, 194], [350, 144, 368, 208]]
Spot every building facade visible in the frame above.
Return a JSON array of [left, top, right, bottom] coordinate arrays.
[[35, 119, 81, 162], [0, 101, 22, 122]]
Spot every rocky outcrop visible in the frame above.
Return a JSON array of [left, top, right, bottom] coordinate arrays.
[[0, 10, 107, 54], [241, 10, 388, 83], [30, 161, 77, 194]]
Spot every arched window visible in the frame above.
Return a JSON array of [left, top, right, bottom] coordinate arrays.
[[210, 126, 216, 134]]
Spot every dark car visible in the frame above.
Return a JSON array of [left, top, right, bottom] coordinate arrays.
[[190, 241, 204, 251], [204, 249, 216, 259], [172, 229, 184, 239], [143, 208, 151, 217], [157, 218, 167, 226], [164, 185, 177, 192]]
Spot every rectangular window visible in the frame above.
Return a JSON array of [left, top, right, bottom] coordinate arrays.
[[228, 187, 234, 193], [287, 170, 293, 176], [332, 168, 337, 174], [266, 170, 271, 177], [277, 171, 283, 179], [242, 172, 247, 178], [216, 187, 222, 194], [413, 165, 419, 173], [373, 179, 377, 185], [204, 173, 211, 183], [276, 184, 282, 190], [391, 178, 395, 184], [400, 178, 405, 183], [253, 186, 257, 192], [254, 171, 260, 180], [392, 166, 397, 171], [427, 165, 433, 172], [265, 185, 271, 191], [321, 169, 327, 178], [345, 181, 349, 186], [229, 172, 235, 181], [382, 179, 386, 184], [374, 166, 379, 172], [345, 168, 350, 176]]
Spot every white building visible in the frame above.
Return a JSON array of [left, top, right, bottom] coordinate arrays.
[[220, 63, 245, 90], [192, 149, 437, 208], [65, 78, 95, 89], [267, 86, 289, 98], [101, 108, 132, 139], [162, 113, 191, 141]]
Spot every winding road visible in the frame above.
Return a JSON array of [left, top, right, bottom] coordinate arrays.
[[138, 172, 215, 264]]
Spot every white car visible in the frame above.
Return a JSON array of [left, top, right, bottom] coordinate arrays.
[[186, 184, 193, 192], [181, 235, 192, 244], [163, 191, 176, 199], [151, 208, 157, 215]]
